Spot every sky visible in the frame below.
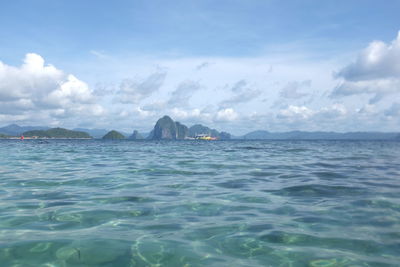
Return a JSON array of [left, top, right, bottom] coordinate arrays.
[[0, 0, 399, 135]]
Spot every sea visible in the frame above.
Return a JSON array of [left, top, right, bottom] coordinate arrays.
[[0, 139, 399, 266]]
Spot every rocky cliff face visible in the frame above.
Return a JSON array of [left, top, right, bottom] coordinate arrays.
[[149, 116, 231, 140], [176, 122, 188, 140], [129, 130, 143, 140], [151, 115, 188, 140], [219, 131, 231, 140]]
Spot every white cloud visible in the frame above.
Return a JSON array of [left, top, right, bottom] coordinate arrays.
[[336, 31, 400, 81], [0, 53, 63, 101], [332, 31, 400, 103], [140, 106, 157, 117], [277, 104, 347, 127], [278, 105, 314, 119], [170, 107, 203, 120], [0, 53, 104, 126], [215, 108, 238, 122], [316, 103, 347, 119]]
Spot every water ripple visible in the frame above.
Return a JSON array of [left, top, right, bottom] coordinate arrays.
[[0, 139, 399, 266]]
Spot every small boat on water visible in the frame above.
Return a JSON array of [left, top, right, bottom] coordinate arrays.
[[195, 134, 217, 140]]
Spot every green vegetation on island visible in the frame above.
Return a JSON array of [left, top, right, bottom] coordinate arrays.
[[23, 128, 92, 139], [102, 130, 125, 140]]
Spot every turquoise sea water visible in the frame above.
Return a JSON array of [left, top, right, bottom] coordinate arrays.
[[0, 140, 399, 266]]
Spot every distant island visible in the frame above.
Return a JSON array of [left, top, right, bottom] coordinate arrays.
[[130, 130, 144, 140], [102, 130, 125, 140], [23, 128, 92, 139], [147, 115, 231, 140], [0, 116, 400, 140]]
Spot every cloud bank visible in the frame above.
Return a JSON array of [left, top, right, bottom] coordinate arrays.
[[1, 29, 400, 135]]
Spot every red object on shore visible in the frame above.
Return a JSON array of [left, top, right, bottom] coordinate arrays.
[[20, 135, 24, 140]]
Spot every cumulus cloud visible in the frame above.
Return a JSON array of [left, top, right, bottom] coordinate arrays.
[[332, 31, 400, 103], [315, 104, 347, 119], [220, 80, 261, 107], [277, 105, 314, 120], [0, 53, 62, 101], [336, 32, 400, 81], [170, 107, 203, 120], [277, 104, 347, 122], [117, 70, 167, 104], [0, 53, 104, 125]]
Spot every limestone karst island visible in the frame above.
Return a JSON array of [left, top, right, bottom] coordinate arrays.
[[0, 115, 232, 140]]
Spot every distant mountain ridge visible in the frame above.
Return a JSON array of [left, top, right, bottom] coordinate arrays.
[[74, 128, 131, 139], [2, 123, 399, 140], [0, 124, 49, 136], [241, 130, 400, 140]]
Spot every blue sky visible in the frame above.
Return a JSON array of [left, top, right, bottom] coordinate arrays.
[[0, 0, 399, 134]]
